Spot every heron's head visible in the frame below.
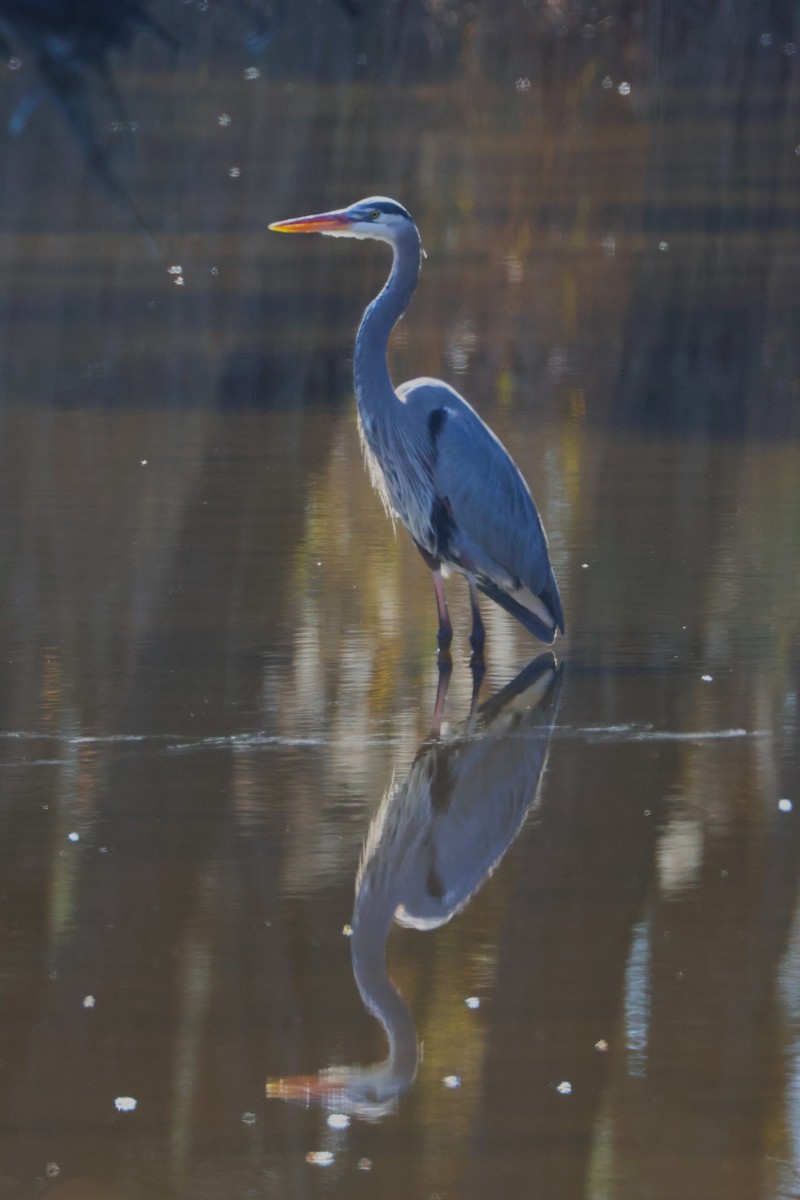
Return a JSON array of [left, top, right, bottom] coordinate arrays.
[[269, 196, 415, 246]]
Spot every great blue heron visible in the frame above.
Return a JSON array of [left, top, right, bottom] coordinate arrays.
[[266, 652, 562, 1119], [269, 197, 565, 655]]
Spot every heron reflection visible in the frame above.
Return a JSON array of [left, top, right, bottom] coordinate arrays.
[[267, 652, 562, 1120]]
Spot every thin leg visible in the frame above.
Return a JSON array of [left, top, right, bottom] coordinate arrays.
[[431, 655, 453, 736], [469, 655, 485, 715], [432, 569, 453, 651], [468, 577, 485, 658]]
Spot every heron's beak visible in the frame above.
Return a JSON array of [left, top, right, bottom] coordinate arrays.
[[268, 211, 354, 234]]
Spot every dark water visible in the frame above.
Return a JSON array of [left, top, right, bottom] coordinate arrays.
[[0, 4, 799, 1198]]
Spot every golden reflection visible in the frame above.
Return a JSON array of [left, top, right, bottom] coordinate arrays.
[[267, 653, 562, 1119]]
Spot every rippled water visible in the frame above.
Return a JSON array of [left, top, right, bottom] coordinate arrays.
[[0, 5, 798, 1199]]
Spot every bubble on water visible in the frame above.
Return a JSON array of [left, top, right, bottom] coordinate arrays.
[[217, 113, 232, 127], [342, 924, 353, 937], [356, 54, 368, 66], [783, 42, 796, 56], [602, 233, 616, 257], [229, 167, 241, 178], [516, 77, 531, 92], [618, 81, 631, 95], [140, 460, 148, 466], [595, 1039, 608, 1052], [465, 996, 480, 1009], [167, 265, 182, 275], [357, 1158, 373, 1171], [306, 1151, 334, 1166], [779, 798, 793, 813], [327, 1112, 350, 1129], [83, 995, 96, 1008], [244, 66, 261, 80], [46, 1164, 60, 1179], [68, 832, 79, 842], [443, 1075, 461, 1089], [8, 57, 22, 70], [114, 1096, 137, 1112], [701, 674, 713, 682], [556, 1080, 573, 1095], [760, 32, 773, 46], [174, 276, 185, 286], [241, 1111, 257, 1125], [602, 75, 613, 89], [210, 267, 219, 276], [659, 241, 669, 251]]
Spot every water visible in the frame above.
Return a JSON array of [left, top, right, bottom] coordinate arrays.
[[0, 4, 798, 1198]]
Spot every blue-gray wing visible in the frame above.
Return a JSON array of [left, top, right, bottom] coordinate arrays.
[[400, 379, 564, 638]]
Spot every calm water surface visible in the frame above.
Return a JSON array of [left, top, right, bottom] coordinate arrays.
[[0, 6, 798, 1199]]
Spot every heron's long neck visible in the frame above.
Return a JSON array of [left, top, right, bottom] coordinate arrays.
[[354, 226, 421, 421], [351, 892, 418, 1089]]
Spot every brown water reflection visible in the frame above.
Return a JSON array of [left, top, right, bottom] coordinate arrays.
[[0, 5, 799, 1199]]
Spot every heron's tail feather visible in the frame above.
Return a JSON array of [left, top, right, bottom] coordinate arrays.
[[476, 579, 560, 644]]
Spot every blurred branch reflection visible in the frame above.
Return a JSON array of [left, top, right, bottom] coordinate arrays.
[[267, 652, 562, 1119]]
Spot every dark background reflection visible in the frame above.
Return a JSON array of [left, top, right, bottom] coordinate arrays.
[[0, 3, 798, 1199]]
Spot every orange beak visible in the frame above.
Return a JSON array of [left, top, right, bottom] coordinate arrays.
[[268, 211, 354, 234]]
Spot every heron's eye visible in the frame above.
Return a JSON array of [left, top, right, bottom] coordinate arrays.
[[369, 209, 381, 220]]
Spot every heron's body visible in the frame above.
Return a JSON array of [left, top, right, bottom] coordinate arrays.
[[270, 197, 564, 651]]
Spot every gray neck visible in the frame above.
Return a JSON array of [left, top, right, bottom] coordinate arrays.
[[351, 891, 418, 1091], [354, 223, 421, 420]]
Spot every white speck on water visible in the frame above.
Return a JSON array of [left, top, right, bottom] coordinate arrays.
[[779, 799, 793, 813], [602, 75, 613, 88], [8, 57, 22, 70], [327, 1112, 350, 1129], [556, 1080, 573, 1095], [465, 996, 480, 1009], [784, 42, 796, 55], [795, 145, 800, 156], [114, 1096, 137, 1112], [759, 32, 773, 46], [618, 81, 631, 95], [659, 241, 669, 251], [516, 77, 531, 91], [443, 1075, 461, 1089], [217, 113, 231, 126], [357, 1157, 373, 1171], [229, 167, 241, 178], [701, 674, 713, 682], [83, 995, 95, 1008], [244, 66, 261, 80], [356, 53, 367, 65], [210, 266, 219, 276], [581, 563, 589, 569], [602, 233, 616, 257], [643, 809, 652, 817], [241, 1111, 257, 1125], [595, 1039, 608, 1052], [99, 847, 108, 854], [45, 1163, 60, 1178], [68, 832, 79, 842], [174, 276, 184, 286], [140, 459, 148, 466], [342, 924, 353, 937], [167, 265, 182, 275], [306, 1151, 334, 1166]]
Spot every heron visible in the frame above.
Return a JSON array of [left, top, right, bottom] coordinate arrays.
[[269, 197, 564, 655], [267, 652, 562, 1119]]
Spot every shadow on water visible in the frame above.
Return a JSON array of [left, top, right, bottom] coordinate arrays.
[[267, 652, 562, 1120]]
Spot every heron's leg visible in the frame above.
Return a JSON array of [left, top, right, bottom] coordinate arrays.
[[468, 577, 485, 658], [431, 655, 452, 736], [432, 569, 453, 651]]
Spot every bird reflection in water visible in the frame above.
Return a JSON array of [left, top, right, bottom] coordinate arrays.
[[267, 652, 562, 1120]]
